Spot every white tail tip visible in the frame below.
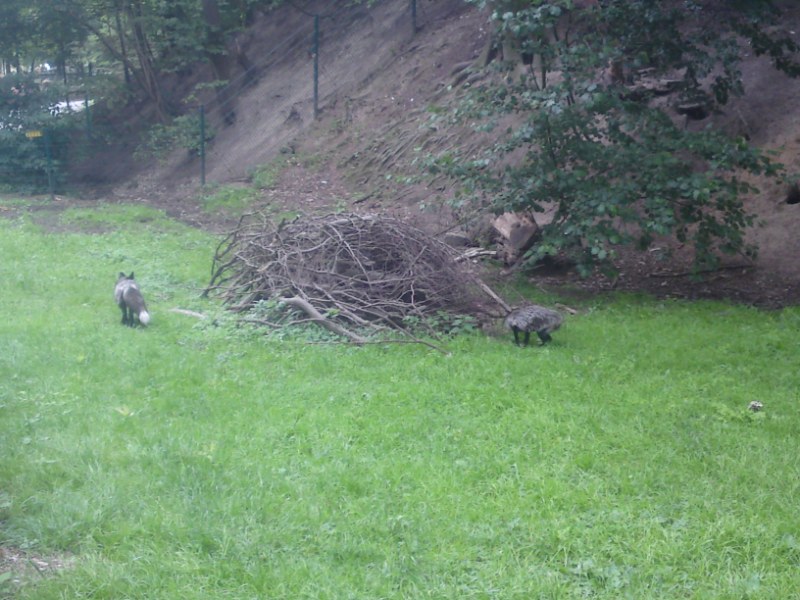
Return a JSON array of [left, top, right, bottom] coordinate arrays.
[[139, 311, 151, 326]]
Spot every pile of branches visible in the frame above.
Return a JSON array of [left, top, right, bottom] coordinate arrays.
[[204, 212, 498, 344]]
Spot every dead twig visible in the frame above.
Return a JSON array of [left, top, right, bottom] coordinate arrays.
[[455, 248, 498, 262], [476, 279, 511, 314], [648, 264, 752, 279], [169, 308, 208, 319]]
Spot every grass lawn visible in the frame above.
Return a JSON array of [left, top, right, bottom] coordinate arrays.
[[1, 200, 799, 599]]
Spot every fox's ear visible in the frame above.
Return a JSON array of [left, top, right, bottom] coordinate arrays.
[[129, 272, 135, 279], [119, 272, 127, 278]]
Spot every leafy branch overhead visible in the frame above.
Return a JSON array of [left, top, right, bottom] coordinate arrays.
[[435, 0, 800, 274]]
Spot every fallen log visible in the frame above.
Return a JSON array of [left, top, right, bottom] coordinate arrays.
[[280, 296, 368, 344]]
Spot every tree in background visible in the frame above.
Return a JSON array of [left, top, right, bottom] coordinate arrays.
[[0, 0, 312, 191], [434, 0, 800, 274], [0, 0, 29, 74], [1, 1, 80, 78], [0, 0, 286, 121]]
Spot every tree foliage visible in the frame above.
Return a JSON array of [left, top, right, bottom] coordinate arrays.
[[0, 0, 292, 120], [434, 0, 800, 274], [0, 0, 287, 187], [0, 74, 79, 193]]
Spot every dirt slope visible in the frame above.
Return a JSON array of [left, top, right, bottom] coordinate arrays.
[[128, 0, 480, 191], [119, 0, 800, 306]]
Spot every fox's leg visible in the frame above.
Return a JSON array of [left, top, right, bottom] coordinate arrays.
[[120, 304, 128, 325]]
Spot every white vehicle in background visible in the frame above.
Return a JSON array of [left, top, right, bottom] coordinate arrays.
[[50, 98, 93, 116]]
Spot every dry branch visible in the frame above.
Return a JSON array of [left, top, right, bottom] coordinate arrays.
[[169, 308, 208, 319], [280, 296, 368, 344]]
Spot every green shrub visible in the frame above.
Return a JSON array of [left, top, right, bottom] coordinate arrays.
[[136, 114, 214, 161], [201, 184, 258, 215], [249, 160, 284, 190]]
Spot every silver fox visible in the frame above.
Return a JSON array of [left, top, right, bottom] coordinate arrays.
[[115, 272, 151, 327]]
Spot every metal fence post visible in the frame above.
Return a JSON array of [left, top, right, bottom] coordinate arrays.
[[44, 129, 55, 201], [84, 91, 92, 139], [313, 14, 320, 119], [200, 105, 206, 186]]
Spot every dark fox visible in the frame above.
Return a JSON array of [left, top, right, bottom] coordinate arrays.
[[505, 304, 562, 346], [115, 272, 151, 327]]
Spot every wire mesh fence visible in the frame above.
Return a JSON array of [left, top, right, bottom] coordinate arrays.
[[0, 83, 97, 197], [189, 0, 463, 185], [0, 0, 464, 194]]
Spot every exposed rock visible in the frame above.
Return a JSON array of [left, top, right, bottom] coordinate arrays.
[[493, 212, 540, 265]]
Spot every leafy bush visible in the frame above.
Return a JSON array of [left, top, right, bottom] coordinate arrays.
[[136, 113, 214, 162], [433, 0, 800, 274], [249, 160, 284, 190], [0, 75, 77, 193]]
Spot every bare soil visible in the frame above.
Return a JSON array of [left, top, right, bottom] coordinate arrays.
[[87, 0, 800, 307], [0, 545, 74, 594]]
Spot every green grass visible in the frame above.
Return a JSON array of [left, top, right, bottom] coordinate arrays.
[[200, 184, 259, 216], [1, 202, 800, 598], [249, 160, 284, 191]]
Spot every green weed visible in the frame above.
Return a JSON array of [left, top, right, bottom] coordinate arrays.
[[135, 114, 213, 162], [249, 160, 284, 190], [200, 184, 259, 216]]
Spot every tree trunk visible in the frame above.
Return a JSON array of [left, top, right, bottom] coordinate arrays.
[[114, 3, 131, 87], [125, 0, 169, 121], [202, 0, 238, 124]]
